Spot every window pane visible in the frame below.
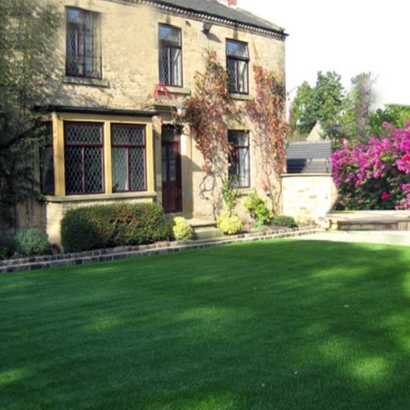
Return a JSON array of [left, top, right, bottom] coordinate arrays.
[[112, 125, 144, 145], [171, 48, 182, 86], [112, 148, 128, 192], [111, 124, 146, 192], [85, 147, 103, 193], [238, 60, 248, 93], [65, 146, 84, 194], [159, 25, 181, 45], [159, 24, 182, 86], [227, 40, 249, 58], [40, 146, 55, 195], [66, 7, 101, 79], [65, 123, 102, 144], [227, 58, 236, 92], [130, 148, 146, 190], [239, 147, 250, 186]]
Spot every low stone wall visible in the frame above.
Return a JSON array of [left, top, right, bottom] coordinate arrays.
[[0, 227, 322, 274], [282, 173, 337, 225]]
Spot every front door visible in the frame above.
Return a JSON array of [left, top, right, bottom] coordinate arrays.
[[161, 125, 182, 213]]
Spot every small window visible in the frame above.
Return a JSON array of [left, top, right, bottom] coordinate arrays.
[[64, 122, 104, 195], [66, 7, 101, 79], [111, 124, 146, 192], [228, 130, 250, 188], [40, 124, 55, 195], [159, 24, 182, 87], [226, 39, 249, 94]]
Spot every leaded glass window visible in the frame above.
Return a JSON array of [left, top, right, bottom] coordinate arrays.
[[226, 39, 249, 94], [66, 7, 101, 79], [64, 122, 104, 194], [159, 24, 182, 87], [111, 124, 146, 192], [228, 130, 250, 187]]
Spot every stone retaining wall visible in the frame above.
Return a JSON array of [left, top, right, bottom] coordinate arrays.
[[0, 227, 323, 274]]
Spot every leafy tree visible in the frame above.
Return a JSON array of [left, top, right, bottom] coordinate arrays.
[[290, 71, 345, 138], [336, 72, 375, 144], [368, 104, 410, 138], [0, 0, 61, 228]]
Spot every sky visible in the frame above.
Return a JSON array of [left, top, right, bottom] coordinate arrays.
[[239, 0, 410, 107]]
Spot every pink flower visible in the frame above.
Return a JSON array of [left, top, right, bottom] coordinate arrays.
[[381, 192, 391, 200]]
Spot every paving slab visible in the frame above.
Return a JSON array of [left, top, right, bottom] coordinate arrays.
[[296, 230, 410, 246]]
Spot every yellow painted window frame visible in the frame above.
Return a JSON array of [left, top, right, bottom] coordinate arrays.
[[51, 112, 154, 196]]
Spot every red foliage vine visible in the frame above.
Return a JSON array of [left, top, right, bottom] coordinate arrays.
[[184, 50, 237, 175], [245, 64, 288, 210]]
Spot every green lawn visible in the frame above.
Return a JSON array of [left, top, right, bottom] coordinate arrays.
[[2, 239, 410, 410]]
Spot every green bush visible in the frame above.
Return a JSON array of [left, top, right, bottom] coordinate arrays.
[[217, 212, 243, 235], [0, 246, 9, 260], [244, 193, 273, 226], [61, 203, 173, 253], [272, 215, 298, 228], [11, 228, 49, 257], [172, 217, 193, 241]]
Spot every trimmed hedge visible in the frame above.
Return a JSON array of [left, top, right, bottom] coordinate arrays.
[[61, 203, 173, 253]]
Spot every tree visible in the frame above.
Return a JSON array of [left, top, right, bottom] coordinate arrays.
[[0, 0, 61, 228], [290, 71, 345, 138], [368, 104, 410, 138], [336, 72, 375, 144]]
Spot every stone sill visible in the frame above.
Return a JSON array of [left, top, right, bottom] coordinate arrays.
[[63, 76, 110, 88], [230, 93, 254, 101], [44, 191, 157, 203]]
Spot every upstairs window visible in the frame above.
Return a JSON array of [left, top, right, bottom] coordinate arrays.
[[66, 7, 101, 79], [228, 130, 250, 188], [159, 24, 182, 87], [111, 124, 147, 192], [226, 39, 249, 94]]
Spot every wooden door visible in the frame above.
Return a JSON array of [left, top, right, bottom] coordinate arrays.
[[161, 126, 182, 213]]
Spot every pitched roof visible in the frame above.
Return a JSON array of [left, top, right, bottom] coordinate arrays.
[[286, 141, 332, 174], [125, 0, 286, 38]]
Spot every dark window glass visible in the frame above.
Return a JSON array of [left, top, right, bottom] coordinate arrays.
[[64, 122, 104, 194], [66, 7, 101, 79], [159, 24, 182, 87], [226, 39, 249, 94], [40, 124, 55, 195], [111, 124, 146, 192], [228, 130, 250, 187]]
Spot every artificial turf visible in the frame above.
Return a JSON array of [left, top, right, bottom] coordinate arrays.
[[1, 239, 410, 409]]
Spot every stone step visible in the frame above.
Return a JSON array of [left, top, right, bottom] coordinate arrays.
[[187, 218, 224, 240]]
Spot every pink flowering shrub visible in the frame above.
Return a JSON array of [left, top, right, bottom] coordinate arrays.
[[332, 122, 410, 210]]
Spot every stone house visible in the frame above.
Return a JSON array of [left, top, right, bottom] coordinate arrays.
[[25, 0, 287, 244]]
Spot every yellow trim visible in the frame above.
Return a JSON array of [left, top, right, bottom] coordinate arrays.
[[104, 122, 112, 194], [51, 112, 155, 196]]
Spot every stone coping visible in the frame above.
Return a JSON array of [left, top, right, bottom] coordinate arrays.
[[0, 227, 322, 274]]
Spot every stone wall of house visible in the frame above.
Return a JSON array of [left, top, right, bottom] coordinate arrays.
[[281, 174, 338, 225], [8, 0, 286, 244]]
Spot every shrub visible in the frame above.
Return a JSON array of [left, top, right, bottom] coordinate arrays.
[[61, 202, 173, 253], [217, 212, 243, 235], [222, 177, 240, 215], [332, 122, 410, 210], [11, 228, 49, 257], [272, 215, 298, 228], [244, 192, 273, 226], [0, 246, 9, 260], [172, 217, 193, 241]]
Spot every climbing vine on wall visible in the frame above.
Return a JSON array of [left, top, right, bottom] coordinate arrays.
[[245, 64, 288, 212], [184, 50, 238, 215]]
